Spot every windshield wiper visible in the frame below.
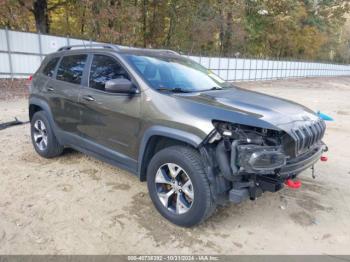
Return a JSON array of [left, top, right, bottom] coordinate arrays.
[[200, 86, 223, 92], [203, 85, 233, 92], [156, 87, 191, 93]]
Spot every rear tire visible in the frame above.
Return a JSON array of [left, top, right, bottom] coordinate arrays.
[[31, 111, 63, 158], [147, 145, 216, 227]]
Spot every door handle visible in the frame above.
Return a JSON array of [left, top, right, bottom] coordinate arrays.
[[47, 87, 54, 91], [82, 95, 95, 102]]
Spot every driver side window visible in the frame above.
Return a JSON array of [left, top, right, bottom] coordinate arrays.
[[89, 54, 130, 91]]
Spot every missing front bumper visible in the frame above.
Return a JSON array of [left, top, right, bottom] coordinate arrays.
[[279, 145, 324, 175], [228, 143, 325, 203], [237, 143, 325, 176], [229, 175, 285, 203]]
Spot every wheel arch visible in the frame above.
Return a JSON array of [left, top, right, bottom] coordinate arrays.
[[137, 126, 203, 181], [29, 104, 44, 120], [29, 97, 52, 120], [29, 97, 59, 139]]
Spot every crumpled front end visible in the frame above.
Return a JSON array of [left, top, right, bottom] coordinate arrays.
[[202, 120, 327, 204]]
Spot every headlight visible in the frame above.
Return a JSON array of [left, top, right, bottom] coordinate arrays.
[[249, 151, 286, 170], [238, 144, 287, 173]]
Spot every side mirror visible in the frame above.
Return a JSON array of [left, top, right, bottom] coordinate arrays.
[[105, 78, 136, 93]]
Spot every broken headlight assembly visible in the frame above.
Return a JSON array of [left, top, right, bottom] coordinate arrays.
[[211, 121, 288, 178], [237, 144, 286, 173]]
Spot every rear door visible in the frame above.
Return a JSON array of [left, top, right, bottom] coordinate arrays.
[[35, 56, 60, 94], [78, 53, 141, 162], [48, 54, 88, 135]]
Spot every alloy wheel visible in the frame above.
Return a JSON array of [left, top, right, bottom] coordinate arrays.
[[155, 163, 194, 215], [33, 119, 48, 151]]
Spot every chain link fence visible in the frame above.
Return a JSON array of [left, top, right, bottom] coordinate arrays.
[[1, 28, 350, 80]]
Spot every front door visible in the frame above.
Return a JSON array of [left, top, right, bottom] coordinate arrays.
[[78, 54, 141, 165]]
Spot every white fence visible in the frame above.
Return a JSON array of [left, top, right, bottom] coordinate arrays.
[[1, 28, 350, 80]]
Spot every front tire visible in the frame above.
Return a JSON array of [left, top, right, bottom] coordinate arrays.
[[31, 111, 63, 158], [147, 146, 216, 227]]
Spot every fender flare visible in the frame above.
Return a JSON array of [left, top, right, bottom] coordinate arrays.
[[137, 125, 204, 179], [29, 97, 53, 119], [29, 97, 60, 140]]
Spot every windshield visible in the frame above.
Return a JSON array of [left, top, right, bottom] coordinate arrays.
[[124, 54, 230, 92]]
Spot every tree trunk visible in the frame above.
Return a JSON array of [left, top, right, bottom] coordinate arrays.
[[149, 0, 157, 48], [108, 0, 116, 29], [142, 0, 148, 47], [223, 11, 233, 55], [219, 7, 225, 55], [91, 1, 101, 39], [164, 0, 177, 47], [33, 0, 49, 33], [80, 5, 86, 35]]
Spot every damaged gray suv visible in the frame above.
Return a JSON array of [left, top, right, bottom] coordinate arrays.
[[29, 44, 327, 227]]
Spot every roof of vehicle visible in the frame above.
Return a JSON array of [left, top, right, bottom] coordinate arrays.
[[55, 44, 182, 58]]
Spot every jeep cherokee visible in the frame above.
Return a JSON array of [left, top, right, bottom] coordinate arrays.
[[29, 44, 327, 227]]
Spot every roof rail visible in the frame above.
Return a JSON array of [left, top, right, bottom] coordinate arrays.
[[118, 46, 180, 56], [57, 44, 120, 52], [158, 49, 180, 55]]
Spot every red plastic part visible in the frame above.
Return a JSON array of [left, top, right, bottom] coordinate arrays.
[[285, 179, 302, 189], [28, 75, 33, 81], [320, 156, 328, 162]]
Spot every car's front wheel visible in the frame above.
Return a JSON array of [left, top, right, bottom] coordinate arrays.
[[31, 111, 63, 158], [147, 146, 216, 227]]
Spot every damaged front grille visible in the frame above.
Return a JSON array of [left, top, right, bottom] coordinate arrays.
[[292, 119, 326, 155]]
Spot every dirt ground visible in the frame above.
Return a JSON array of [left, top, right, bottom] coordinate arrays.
[[0, 77, 349, 255]]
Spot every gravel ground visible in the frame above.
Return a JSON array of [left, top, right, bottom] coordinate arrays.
[[0, 77, 349, 254]]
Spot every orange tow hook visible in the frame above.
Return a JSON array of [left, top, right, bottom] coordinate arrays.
[[285, 179, 302, 189], [320, 156, 328, 162]]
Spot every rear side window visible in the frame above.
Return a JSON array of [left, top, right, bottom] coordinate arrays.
[[42, 57, 59, 77], [89, 54, 130, 91], [56, 54, 87, 84]]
